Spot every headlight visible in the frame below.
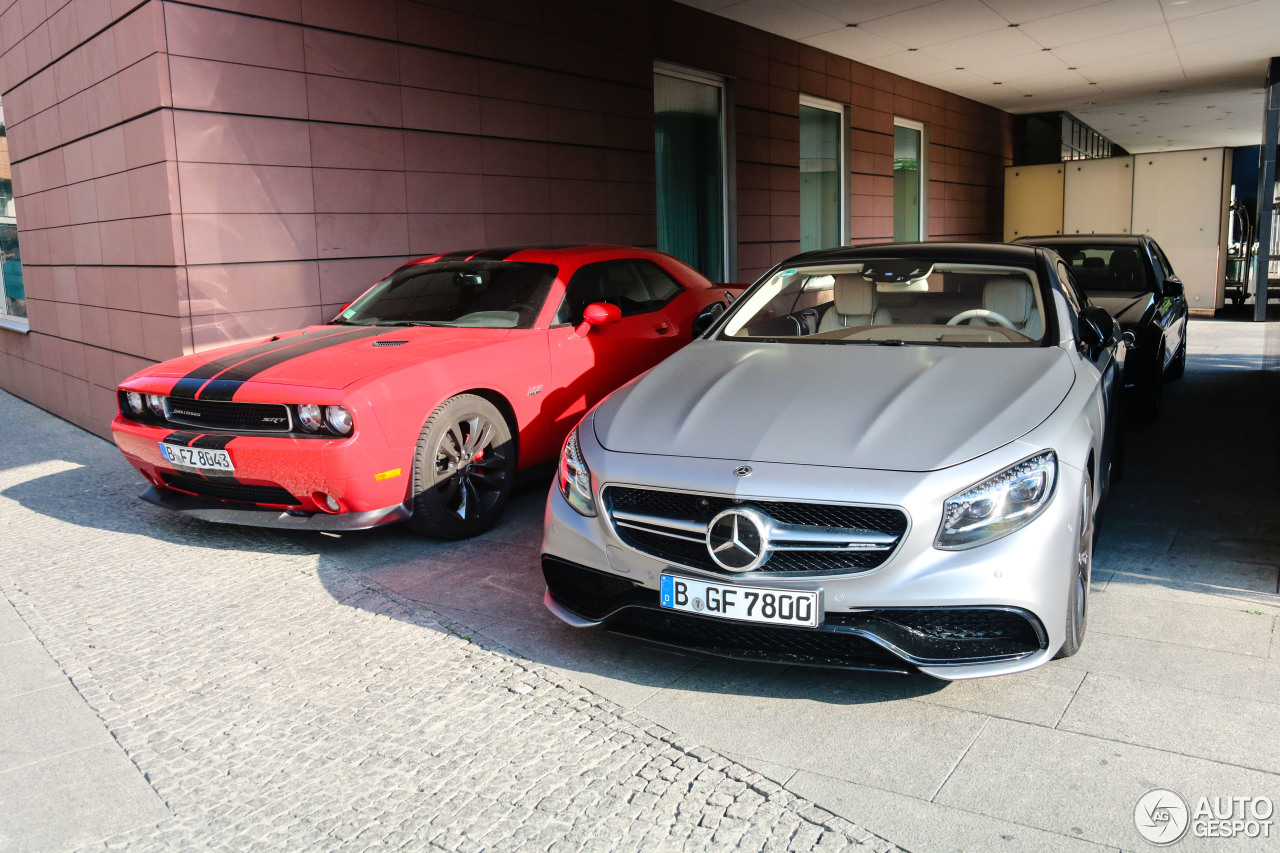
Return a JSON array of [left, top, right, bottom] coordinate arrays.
[[557, 424, 596, 517], [297, 404, 324, 432], [325, 405, 353, 435], [936, 450, 1057, 549], [124, 391, 145, 415], [147, 394, 166, 417]]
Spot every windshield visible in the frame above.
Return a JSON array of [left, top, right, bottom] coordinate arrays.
[[721, 260, 1047, 346], [1052, 245, 1151, 294], [336, 261, 557, 329]]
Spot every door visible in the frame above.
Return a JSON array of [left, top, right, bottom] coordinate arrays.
[[547, 260, 688, 448]]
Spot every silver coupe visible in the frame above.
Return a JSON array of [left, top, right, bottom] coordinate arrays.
[[541, 243, 1124, 679]]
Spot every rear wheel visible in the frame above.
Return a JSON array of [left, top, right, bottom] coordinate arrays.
[[407, 394, 516, 539], [1056, 472, 1093, 659]]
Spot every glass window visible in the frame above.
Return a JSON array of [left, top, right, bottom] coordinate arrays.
[[555, 261, 681, 325], [799, 100, 845, 251], [0, 95, 24, 324], [338, 261, 557, 329], [893, 120, 925, 243], [655, 69, 726, 282]]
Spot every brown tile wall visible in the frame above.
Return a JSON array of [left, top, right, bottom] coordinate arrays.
[[0, 0, 1013, 438]]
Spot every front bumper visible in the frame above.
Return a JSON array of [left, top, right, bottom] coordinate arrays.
[[542, 558, 1047, 674], [540, 426, 1083, 680], [112, 415, 412, 524]]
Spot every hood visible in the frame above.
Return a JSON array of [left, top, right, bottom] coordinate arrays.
[[594, 341, 1075, 472], [1088, 293, 1153, 327], [141, 325, 512, 393]]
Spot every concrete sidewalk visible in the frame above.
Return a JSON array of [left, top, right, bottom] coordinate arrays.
[[2, 317, 1277, 852]]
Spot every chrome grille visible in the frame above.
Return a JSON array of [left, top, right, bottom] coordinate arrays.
[[604, 486, 908, 578], [164, 399, 292, 432]]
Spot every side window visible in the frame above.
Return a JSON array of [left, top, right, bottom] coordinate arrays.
[[554, 261, 657, 325], [1149, 242, 1177, 279], [1056, 260, 1083, 338], [633, 260, 684, 307]]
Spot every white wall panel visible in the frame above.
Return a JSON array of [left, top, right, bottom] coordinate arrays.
[[1003, 163, 1063, 242], [1131, 148, 1229, 312], [1063, 157, 1133, 235]]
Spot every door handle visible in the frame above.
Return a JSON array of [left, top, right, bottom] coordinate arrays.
[[653, 323, 670, 334]]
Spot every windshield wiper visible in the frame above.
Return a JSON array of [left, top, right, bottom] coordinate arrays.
[[374, 320, 458, 327]]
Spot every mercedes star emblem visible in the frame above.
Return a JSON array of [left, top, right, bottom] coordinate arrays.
[[734, 465, 752, 477], [706, 508, 770, 572]]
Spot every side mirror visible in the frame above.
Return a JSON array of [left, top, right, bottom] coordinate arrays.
[[1078, 305, 1117, 356], [575, 302, 621, 336], [1163, 278, 1184, 298], [691, 302, 726, 337]]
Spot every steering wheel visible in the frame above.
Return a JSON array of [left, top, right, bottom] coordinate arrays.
[[946, 308, 1016, 330]]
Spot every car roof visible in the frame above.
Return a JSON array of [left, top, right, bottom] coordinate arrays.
[[1015, 234, 1147, 246], [406, 244, 676, 266], [782, 241, 1043, 266]]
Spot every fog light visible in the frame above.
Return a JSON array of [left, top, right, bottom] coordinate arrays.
[[313, 491, 340, 513], [147, 394, 166, 417], [125, 391, 145, 415]]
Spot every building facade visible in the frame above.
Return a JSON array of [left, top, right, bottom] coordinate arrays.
[[0, 0, 1012, 438]]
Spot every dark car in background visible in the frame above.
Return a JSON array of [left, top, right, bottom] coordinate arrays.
[[1014, 235, 1188, 416]]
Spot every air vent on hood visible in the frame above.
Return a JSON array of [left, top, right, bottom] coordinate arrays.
[[373, 340, 408, 347]]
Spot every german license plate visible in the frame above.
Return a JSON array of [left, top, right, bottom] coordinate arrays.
[[660, 575, 820, 628], [158, 442, 235, 473]]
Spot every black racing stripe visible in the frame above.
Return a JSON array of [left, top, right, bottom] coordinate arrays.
[[188, 434, 237, 451], [162, 431, 203, 446], [169, 328, 359, 400], [435, 248, 483, 262], [197, 327, 386, 402]]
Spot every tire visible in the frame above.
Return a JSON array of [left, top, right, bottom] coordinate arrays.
[[1055, 471, 1093, 659], [1137, 348, 1164, 420], [1165, 334, 1186, 381], [406, 394, 516, 540]]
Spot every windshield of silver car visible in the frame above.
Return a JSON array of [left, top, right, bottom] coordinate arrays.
[[334, 261, 557, 329], [721, 262, 1048, 346]]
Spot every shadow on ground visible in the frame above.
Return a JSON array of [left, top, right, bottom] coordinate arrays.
[[4, 326, 1277, 712]]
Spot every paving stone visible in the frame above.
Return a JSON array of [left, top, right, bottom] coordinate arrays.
[[0, 389, 901, 853]]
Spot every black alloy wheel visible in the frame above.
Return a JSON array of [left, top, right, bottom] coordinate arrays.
[[408, 394, 516, 539]]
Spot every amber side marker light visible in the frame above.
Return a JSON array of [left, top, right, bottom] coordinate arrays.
[[374, 468, 402, 481]]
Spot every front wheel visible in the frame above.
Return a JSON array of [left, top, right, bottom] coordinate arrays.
[[1165, 334, 1186, 381], [1055, 472, 1094, 659], [407, 394, 516, 539]]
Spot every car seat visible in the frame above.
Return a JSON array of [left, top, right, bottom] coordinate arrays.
[[817, 274, 893, 332], [981, 277, 1042, 339], [1108, 248, 1144, 290]]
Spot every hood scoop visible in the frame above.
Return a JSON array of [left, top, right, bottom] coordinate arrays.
[[373, 340, 409, 347]]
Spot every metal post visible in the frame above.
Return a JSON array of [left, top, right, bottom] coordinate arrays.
[[1254, 58, 1279, 321]]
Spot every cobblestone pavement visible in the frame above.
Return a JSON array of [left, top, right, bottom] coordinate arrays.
[[0, 389, 901, 853]]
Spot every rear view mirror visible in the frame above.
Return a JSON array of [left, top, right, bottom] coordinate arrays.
[[1163, 278, 1184, 298], [1079, 305, 1117, 356], [455, 272, 484, 288], [691, 302, 726, 337]]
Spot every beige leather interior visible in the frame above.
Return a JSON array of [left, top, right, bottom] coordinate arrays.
[[818, 274, 893, 332]]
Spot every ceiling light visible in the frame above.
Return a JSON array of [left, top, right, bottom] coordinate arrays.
[[846, 23, 858, 27], [1041, 47, 1051, 51], [955, 66, 965, 70], [1157, 102, 1168, 106], [1008, 23, 1020, 27], [993, 81, 1002, 85], [908, 47, 917, 51]]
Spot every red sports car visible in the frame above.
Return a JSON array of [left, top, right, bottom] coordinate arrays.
[[113, 245, 734, 538]]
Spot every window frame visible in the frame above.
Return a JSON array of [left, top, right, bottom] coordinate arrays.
[[892, 117, 929, 243], [653, 61, 734, 283], [798, 94, 849, 251]]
